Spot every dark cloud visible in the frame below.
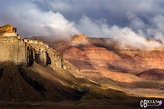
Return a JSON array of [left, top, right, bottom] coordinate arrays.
[[33, 0, 164, 24]]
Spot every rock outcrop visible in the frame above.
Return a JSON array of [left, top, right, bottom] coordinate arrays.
[[23, 38, 63, 68], [71, 34, 90, 46], [0, 24, 17, 33], [0, 24, 63, 68]]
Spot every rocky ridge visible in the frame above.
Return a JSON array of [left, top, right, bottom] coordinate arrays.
[[46, 34, 164, 82]]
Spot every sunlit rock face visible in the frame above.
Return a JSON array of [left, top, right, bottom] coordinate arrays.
[[24, 38, 63, 68], [0, 24, 63, 68], [117, 50, 164, 73], [46, 35, 164, 82], [0, 24, 17, 33], [71, 34, 90, 46], [0, 24, 26, 64]]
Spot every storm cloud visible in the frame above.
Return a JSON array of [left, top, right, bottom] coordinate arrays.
[[0, 0, 164, 49]]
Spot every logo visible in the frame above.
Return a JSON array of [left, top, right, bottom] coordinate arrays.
[[140, 99, 162, 108]]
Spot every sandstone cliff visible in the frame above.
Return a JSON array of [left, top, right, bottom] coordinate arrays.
[[0, 24, 63, 68]]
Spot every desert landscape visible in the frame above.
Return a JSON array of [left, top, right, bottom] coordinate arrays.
[[0, 24, 163, 109], [0, 0, 164, 109]]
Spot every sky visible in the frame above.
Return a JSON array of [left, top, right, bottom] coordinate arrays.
[[1, 0, 164, 49]]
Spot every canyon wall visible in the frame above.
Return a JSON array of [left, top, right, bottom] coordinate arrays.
[[24, 38, 63, 68], [0, 24, 63, 68], [0, 36, 26, 64]]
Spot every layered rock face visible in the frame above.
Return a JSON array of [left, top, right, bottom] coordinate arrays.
[[67, 36, 164, 74], [23, 38, 63, 68], [0, 24, 63, 68], [45, 34, 164, 82]]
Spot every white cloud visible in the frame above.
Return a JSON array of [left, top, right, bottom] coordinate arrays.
[[1, 0, 164, 49], [109, 26, 162, 50], [77, 15, 111, 37], [76, 15, 163, 50], [0, 0, 80, 39]]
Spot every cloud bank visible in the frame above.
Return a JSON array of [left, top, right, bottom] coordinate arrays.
[[0, 0, 164, 49], [0, 0, 79, 39]]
